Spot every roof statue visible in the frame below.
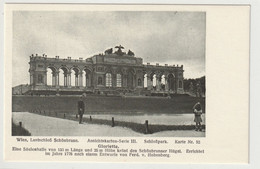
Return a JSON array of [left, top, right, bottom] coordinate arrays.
[[115, 45, 124, 50], [114, 45, 126, 56], [104, 48, 113, 54], [104, 45, 135, 57], [127, 49, 135, 56]]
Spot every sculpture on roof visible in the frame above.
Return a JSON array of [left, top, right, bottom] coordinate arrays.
[[114, 45, 126, 56], [105, 45, 135, 56], [115, 45, 124, 51], [104, 48, 113, 55], [127, 50, 135, 56]]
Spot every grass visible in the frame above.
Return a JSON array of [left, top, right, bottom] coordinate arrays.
[[13, 95, 205, 115], [12, 95, 206, 134]]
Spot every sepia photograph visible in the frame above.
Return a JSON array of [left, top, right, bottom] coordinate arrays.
[[1, 3, 252, 165], [11, 11, 207, 137]]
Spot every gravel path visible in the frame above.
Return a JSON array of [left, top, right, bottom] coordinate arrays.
[[12, 112, 205, 137], [78, 113, 206, 125]]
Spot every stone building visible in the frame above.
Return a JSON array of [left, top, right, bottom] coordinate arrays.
[[28, 46, 184, 95]]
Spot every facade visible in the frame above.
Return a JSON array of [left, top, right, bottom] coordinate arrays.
[[28, 46, 184, 95]]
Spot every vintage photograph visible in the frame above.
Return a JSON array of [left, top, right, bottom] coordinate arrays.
[[11, 11, 206, 137]]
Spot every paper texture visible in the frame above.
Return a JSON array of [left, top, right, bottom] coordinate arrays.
[[4, 4, 249, 163]]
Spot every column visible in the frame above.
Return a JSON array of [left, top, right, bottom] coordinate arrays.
[[67, 71, 71, 87], [156, 78, 160, 91], [75, 75, 78, 86], [121, 75, 124, 87], [165, 78, 169, 92], [44, 73, 47, 85], [147, 75, 151, 90], [86, 73, 89, 87], [143, 74, 146, 88], [133, 74, 136, 88], [30, 74, 33, 85], [52, 72, 56, 86], [64, 74, 67, 86], [111, 74, 114, 87], [55, 71, 59, 87], [89, 73, 92, 87], [123, 75, 127, 87], [175, 78, 178, 92]]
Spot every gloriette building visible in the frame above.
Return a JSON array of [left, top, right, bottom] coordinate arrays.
[[28, 45, 184, 95]]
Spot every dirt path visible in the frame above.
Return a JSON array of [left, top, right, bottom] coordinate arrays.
[[12, 112, 142, 136], [12, 112, 205, 137]]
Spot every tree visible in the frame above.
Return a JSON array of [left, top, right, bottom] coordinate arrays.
[[183, 76, 205, 96]]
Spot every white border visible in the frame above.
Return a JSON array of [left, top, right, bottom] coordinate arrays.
[[0, 0, 259, 169]]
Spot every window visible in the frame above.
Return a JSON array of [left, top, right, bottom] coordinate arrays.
[[98, 77, 103, 85], [179, 80, 183, 88], [138, 78, 142, 86], [116, 74, 122, 87], [105, 73, 112, 87]]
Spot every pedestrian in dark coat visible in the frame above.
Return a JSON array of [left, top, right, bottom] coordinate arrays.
[[78, 96, 85, 124]]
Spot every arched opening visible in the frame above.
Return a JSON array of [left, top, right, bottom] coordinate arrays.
[[161, 75, 165, 84], [168, 74, 175, 91], [143, 74, 147, 88], [152, 74, 157, 90], [82, 71, 86, 87], [116, 74, 122, 87], [59, 67, 68, 87], [47, 67, 56, 86], [106, 73, 112, 87], [161, 75, 166, 91], [71, 70, 76, 86], [71, 67, 79, 87], [146, 72, 155, 90], [83, 69, 92, 87]]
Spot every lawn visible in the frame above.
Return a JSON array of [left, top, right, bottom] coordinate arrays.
[[12, 95, 205, 115]]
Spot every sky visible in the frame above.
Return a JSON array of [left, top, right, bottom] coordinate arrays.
[[12, 11, 205, 86]]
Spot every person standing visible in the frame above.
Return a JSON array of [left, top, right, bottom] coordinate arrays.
[[78, 96, 85, 124], [193, 102, 203, 131]]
